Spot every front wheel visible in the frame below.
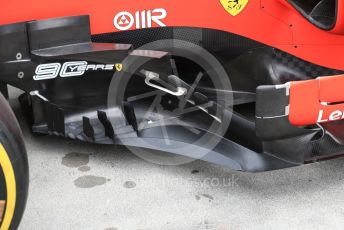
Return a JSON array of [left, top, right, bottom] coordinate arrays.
[[0, 92, 28, 230]]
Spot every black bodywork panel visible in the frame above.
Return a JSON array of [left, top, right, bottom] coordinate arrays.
[[1, 15, 344, 172]]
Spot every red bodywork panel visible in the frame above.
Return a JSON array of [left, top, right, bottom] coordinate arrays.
[[0, 0, 344, 70], [289, 75, 344, 126]]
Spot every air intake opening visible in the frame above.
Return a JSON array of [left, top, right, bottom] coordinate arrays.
[[288, 0, 337, 30]]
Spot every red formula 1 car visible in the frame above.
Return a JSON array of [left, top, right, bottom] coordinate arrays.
[[0, 0, 344, 228]]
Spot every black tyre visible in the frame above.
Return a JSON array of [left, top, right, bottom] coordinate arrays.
[[0, 92, 28, 230]]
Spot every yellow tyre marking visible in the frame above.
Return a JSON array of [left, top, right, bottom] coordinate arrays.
[[0, 144, 16, 230]]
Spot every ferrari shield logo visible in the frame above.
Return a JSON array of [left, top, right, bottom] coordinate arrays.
[[115, 63, 123, 72], [220, 0, 249, 16]]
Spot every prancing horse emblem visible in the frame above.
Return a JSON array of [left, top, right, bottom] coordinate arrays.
[[115, 63, 123, 72], [220, 0, 249, 16]]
